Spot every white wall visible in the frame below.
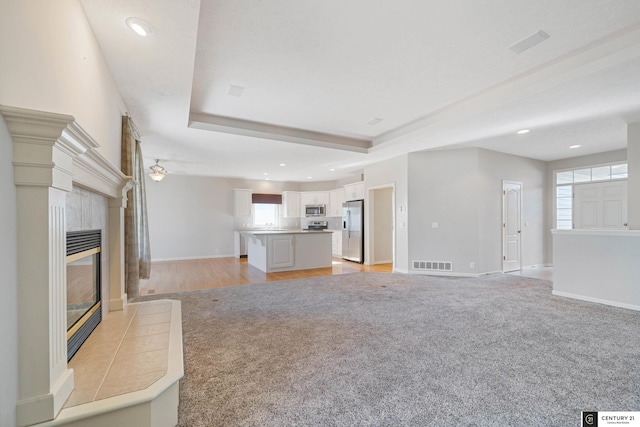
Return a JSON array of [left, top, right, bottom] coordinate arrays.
[[145, 175, 303, 261], [408, 149, 480, 274], [477, 149, 546, 272], [364, 154, 409, 271], [0, 2, 127, 423], [0, 116, 18, 427], [553, 230, 640, 311], [626, 124, 640, 229], [0, 0, 127, 167]]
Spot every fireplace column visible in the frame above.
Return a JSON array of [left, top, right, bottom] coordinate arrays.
[[109, 183, 133, 310], [8, 110, 79, 426]]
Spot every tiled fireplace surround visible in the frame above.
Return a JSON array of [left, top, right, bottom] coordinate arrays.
[[1, 106, 182, 427]]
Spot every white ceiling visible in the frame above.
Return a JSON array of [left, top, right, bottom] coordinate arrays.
[[80, 0, 640, 182]]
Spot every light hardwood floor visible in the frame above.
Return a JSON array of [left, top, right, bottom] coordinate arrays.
[[138, 257, 393, 296]]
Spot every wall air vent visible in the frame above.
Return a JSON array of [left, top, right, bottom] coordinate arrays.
[[412, 260, 453, 271]]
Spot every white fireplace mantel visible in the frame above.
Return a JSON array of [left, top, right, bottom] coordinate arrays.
[[0, 106, 132, 426]]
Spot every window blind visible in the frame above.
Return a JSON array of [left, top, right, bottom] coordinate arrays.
[[251, 193, 282, 204]]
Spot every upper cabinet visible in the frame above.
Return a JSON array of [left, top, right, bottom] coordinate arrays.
[[301, 191, 329, 206], [329, 188, 345, 217], [344, 181, 365, 201], [234, 189, 252, 217], [282, 191, 301, 218]]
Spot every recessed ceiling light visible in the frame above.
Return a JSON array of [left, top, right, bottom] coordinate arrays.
[[263, 172, 269, 175], [517, 129, 530, 134], [126, 17, 154, 37], [367, 117, 383, 126], [569, 145, 581, 149], [330, 168, 335, 172], [227, 84, 245, 97], [279, 163, 286, 167], [265, 178, 270, 181], [307, 176, 312, 179]]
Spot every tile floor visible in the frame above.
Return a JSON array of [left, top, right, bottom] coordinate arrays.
[[64, 300, 173, 408]]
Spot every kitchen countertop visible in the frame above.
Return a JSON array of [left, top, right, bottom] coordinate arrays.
[[241, 229, 333, 235]]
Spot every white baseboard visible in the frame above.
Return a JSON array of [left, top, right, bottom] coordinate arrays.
[[373, 259, 393, 264], [522, 263, 553, 269], [394, 268, 409, 274], [481, 270, 503, 276], [151, 254, 234, 262], [408, 270, 481, 278], [552, 290, 640, 312]]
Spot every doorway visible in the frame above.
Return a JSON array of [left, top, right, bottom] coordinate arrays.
[[502, 181, 522, 272], [368, 185, 395, 269]]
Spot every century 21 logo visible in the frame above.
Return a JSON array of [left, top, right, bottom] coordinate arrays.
[[583, 412, 597, 426]]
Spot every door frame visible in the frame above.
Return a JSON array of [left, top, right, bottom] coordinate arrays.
[[502, 180, 522, 272], [366, 183, 395, 269]]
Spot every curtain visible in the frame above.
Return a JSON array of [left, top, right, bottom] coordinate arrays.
[[121, 116, 151, 297]]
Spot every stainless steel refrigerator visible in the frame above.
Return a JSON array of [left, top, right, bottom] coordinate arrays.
[[342, 200, 364, 263]]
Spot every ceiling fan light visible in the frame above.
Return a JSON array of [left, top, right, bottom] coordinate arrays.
[[148, 160, 167, 182], [149, 171, 165, 182]]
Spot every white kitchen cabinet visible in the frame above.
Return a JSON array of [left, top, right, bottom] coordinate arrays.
[[329, 188, 345, 217], [344, 181, 364, 201], [332, 231, 342, 257], [282, 191, 301, 217], [301, 191, 329, 206], [234, 189, 252, 217]]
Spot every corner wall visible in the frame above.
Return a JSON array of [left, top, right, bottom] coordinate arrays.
[[477, 149, 546, 272], [364, 154, 409, 271], [407, 148, 546, 275]]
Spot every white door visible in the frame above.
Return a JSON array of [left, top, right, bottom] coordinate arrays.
[[573, 181, 627, 229], [502, 181, 522, 272]]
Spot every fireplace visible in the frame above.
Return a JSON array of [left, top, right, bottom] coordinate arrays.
[[1, 106, 134, 426], [66, 230, 102, 361]]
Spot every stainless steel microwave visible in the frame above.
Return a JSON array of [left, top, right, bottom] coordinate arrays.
[[305, 204, 326, 217]]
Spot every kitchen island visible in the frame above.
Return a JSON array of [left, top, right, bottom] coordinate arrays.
[[244, 230, 332, 273]]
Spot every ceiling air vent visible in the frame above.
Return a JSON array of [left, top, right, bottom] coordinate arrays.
[[509, 30, 549, 54], [412, 260, 452, 271]]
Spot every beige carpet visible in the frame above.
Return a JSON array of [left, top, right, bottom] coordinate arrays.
[[137, 272, 640, 426]]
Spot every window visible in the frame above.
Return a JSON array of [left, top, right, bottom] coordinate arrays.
[[556, 185, 573, 230], [554, 162, 627, 229], [253, 204, 280, 228]]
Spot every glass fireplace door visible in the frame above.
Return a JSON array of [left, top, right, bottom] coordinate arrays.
[[66, 230, 102, 361]]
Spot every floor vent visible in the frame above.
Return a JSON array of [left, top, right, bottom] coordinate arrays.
[[412, 260, 453, 271]]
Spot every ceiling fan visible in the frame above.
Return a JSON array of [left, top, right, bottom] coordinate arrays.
[[148, 159, 168, 182]]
